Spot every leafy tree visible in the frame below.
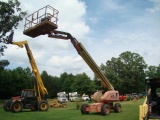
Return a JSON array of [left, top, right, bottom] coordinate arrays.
[[59, 72, 70, 91], [145, 65, 160, 78], [0, 0, 27, 80], [71, 73, 96, 96], [105, 51, 147, 94], [0, 69, 14, 99], [0, 60, 9, 71], [11, 67, 33, 93], [41, 71, 61, 98], [0, 0, 27, 56], [0, 67, 33, 99], [49, 76, 61, 98], [93, 63, 107, 91], [61, 73, 74, 93], [158, 65, 160, 77], [41, 71, 49, 87]]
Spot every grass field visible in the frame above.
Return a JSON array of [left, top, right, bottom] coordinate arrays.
[[0, 99, 143, 120]]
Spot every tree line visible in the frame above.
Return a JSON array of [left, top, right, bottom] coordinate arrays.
[[0, 51, 160, 99], [0, 66, 96, 99]]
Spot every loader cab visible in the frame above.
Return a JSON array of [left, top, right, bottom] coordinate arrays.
[[21, 89, 37, 109], [146, 78, 160, 119], [21, 89, 36, 99]]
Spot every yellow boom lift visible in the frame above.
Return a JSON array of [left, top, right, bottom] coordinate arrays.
[[3, 5, 59, 113], [22, 5, 121, 116], [3, 40, 49, 112]]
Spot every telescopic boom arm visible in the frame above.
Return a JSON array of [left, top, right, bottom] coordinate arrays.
[[11, 40, 48, 101], [48, 30, 114, 90]]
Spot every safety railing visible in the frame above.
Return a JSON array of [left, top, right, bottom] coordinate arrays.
[[24, 5, 59, 30]]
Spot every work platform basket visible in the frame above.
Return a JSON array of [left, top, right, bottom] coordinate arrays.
[[23, 5, 59, 38]]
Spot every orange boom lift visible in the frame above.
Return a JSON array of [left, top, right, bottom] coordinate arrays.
[[23, 5, 122, 116]]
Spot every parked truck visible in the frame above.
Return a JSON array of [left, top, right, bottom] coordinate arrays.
[[3, 40, 49, 112], [82, 94, 90, 101], [57, 92, 68, 103], [69, 92, 80, 102]]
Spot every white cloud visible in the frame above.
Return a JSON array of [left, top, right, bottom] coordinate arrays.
[[102, 0, 125, 12], [42, 55, 92, 78], [102, 29, 160, 66], [103, 38, 113, 45], [3, 0, 94, 78], [146, 0, 160, 13], [89, 17, 98, 24], [47, 56, 81, 67], [2, 0, 160, 80]]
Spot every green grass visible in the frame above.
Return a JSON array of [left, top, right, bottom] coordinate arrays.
[[0, 99, 143, 120]]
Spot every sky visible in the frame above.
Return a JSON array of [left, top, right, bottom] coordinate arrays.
[[2, 0, 160, 79]]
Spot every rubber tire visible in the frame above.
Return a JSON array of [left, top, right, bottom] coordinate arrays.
[[10, 101, 23, 113], [81, 104, 89, 114], [3, 100, 11, 111], [101, 104, 110, 116], [38, 100, 49, 111], [114, 103, 122, 113]]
